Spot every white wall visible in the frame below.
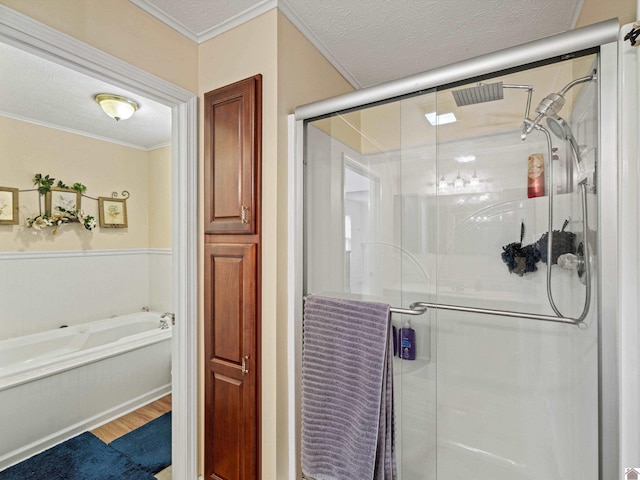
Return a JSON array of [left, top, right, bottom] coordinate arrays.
[[0, 249, 171, 340], [619, 23, 640, 470]]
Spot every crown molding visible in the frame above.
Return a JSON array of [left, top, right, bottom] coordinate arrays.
[[198, 0, 277, 43], [0, 111, 159, 151]]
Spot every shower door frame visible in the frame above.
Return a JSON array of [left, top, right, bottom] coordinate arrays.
[[289, 19, 620, 480]]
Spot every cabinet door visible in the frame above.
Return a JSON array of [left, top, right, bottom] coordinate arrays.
[[204, 75, 262, 234], [204, 243, 258, 480]]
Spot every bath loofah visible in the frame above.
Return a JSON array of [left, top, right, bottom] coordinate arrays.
[[501, 221, 541, 276], [537, 219, 576, 265]]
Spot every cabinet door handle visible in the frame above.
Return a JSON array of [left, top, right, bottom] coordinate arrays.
[[241, 206, 250, 224], [241, 356, 249, 375]]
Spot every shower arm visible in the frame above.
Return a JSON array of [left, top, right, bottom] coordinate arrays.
[[521, 71, 597, 140], [535, 123, 591, 325], [558, 72, 597, 96], [502, 84, 534, 124]]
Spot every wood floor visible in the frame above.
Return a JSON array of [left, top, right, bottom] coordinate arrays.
[[91, 394, 172, 443]]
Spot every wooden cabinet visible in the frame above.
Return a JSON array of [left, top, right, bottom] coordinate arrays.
[[203, 75, 261, 480], [204, 243, 258, 480], [204, 75, 261, 235]]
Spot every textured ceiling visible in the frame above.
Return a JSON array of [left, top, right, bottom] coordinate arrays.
[[0, 43, 171, 150], [131, 0, 582, 88], [1, 0, 583, 149]]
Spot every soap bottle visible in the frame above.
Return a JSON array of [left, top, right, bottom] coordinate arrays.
[[399, 319, 416, 360], [527, 153, 545, 198]]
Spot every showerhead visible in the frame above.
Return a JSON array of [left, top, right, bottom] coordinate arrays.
[[452, 82, 504, 107], [546, 114, 585, 173], [546, 114, 569, 140]]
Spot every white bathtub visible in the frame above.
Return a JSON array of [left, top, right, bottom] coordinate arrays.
[[0, 312, 172, 470]]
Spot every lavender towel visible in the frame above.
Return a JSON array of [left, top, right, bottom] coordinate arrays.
[[302, 296, 395, 480]]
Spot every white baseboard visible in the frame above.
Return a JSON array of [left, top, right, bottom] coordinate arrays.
[[0, 384, 171, 471]]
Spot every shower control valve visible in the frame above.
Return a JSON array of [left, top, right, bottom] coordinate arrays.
[[160, 312, 175, 328], [558, 253, 583, 270], [557, 242, 586, 283]]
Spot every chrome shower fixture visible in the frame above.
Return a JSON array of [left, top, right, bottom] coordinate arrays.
[[521, 71, 597, 140], [452, 81, 504, 106], [546, 114, 585, 172], [535, 92, 565, 118], [452, 83, 534, 110], [452, 82, 534, 128]]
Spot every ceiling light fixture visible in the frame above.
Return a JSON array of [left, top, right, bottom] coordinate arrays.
[[438, 175, 448, 189], [469, 170, 480, 186], [425, 111, 457, 126], [95, 94, 138, 121]]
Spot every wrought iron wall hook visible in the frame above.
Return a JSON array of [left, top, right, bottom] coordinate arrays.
[[111, 190, 130, 199]]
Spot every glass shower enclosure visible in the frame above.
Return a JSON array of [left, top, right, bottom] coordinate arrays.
[[295, 19, 619, 480]]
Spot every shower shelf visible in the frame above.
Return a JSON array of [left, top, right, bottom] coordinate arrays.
[[391, 301, 582, 326]]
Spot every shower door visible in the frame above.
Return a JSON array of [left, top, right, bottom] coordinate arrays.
[[304, 51, 600, 480]]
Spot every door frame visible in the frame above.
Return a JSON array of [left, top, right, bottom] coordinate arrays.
[[0, 6, 199, 479]]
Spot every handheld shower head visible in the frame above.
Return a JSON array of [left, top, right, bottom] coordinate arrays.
[[546, 114, 585, 173], [545, 114, 570, 140]]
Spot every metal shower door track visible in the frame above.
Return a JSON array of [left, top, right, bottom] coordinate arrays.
[[294, 19, 618, 121]]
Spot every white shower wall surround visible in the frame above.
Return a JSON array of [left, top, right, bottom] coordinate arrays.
[[306, 125, 598, 480], [0, 249, 172, 340]]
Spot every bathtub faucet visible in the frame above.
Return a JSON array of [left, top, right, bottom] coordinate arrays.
[[160, 312, 174, 329]]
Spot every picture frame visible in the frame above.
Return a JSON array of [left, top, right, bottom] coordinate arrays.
[[0, 187, 19, 225], [98, 197, 128, 228], [45, 187, 81, 218]]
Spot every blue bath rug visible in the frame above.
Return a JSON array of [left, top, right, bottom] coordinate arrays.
[[0, 432, 155, 480], [109, 411, 172, 474]]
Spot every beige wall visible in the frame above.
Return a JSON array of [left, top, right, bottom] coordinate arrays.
[[576, 0, 636, 28], [148, 146, 172, 249], [0, 117, 157, 251], [197, 9, 279, 477], [276, 11, 354, 477], [0, 0, 198, 93], [197, 9, 353, 477]]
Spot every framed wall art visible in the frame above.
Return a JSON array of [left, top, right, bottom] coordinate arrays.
[[0, 187, 19, 225], [45, 187, 81, 218], [98, 197, 128, 228]]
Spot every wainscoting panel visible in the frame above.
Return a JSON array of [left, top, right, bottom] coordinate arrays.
[[148, 249, 172, 315], [0, 249, 171, 340]]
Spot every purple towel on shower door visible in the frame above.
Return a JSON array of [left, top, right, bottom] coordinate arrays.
[[301, 295, 395, 480]]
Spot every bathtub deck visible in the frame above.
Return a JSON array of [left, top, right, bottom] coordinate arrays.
[[91, 394, 172, 443]]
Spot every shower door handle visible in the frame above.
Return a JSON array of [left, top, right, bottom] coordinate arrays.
[[241, 356, 249, 375]]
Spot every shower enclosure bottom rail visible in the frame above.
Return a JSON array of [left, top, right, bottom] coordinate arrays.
[[394, 301, 583, 326]]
